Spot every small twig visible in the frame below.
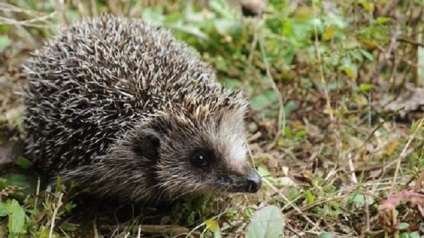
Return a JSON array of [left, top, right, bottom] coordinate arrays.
[[371, 148, 413, 180], [247, 131, 262, 142], [390, 118, 424, 195], [137, 225, 141, 238], [49, 192, 64, 238], [284, 224, 303, 238], [336, 109, 401, 175], [291, 191, 370, 214], [262, 178, 320, 229], [369, 25, 400, 83], [397, 37, 424, 47], [348, 156, 358, 184], [0, 12, 56, 28], [34, 177, 40, 210], [312, 0, 332, 121], [365, 195, 370, 232], [247, 19, 259, 66], [258, 22, 285, 141], [74, 0, 88, 17], [184, 213, 222, 238], [93, 220, 99, 238], [50, 0, 67, 25], [0, 2, 45, 16]]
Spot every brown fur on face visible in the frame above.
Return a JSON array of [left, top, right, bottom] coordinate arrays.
[[23, 15, 261, 203]]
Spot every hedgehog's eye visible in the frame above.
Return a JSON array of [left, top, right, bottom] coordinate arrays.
[[191, 150, 209, 168]]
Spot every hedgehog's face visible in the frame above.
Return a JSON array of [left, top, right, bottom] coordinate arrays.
[[135, 108, 262, 201]]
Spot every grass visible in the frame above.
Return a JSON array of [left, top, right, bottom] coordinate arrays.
[[1, 0, 424, 237]]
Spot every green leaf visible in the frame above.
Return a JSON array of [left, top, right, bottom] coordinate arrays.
[[257, 167, 272, 180], [214, 230, 222, 238], [187, 212, 195, 224], [282, 19, 293, 37], [293, 6, 312, 22], [245, 207, 254, 217], [209, 0, 233, 19], [376, 17, 391, 24], [360, 2, 374, 12], [282, 47, 295, 65], [205, 219, 222, 238], [6, 199, 26, 234], [341, 65, 357, 79], [142, 7, 165, 24], [0, 24, 10, 34], [185, 12, 206, 23], [166, 23, 209, 40], [318, 232, 336, 238], [398, 222, 409, 230], [215, 56, 229, 71], [246, 205, 284, 238], [0, 35, 11, 51], [38, 226, 50, 238], [349, 193, 375, 205], [15, 157, 33, 169], [419, 155, 424, 168], [305, 190, 315, 204], [214, 19, 242, 36], [60, 222, 78, 232], [356, 83, 374, 93], [205, 219, 219, 232], [250, 94, 269, 110], [251, 90, 279, 111], [402, 231, 421, 238], [359, 49, 374, 61], [0, 201, 7, 216], [294, 129, 308, 138], [350, 194, 365, 204], [323, 26, 336, 41], [284, 100, 297, 118], [283, 128, 291, 138], [223, 78, 240, 89], [5, 174, 30, 188]]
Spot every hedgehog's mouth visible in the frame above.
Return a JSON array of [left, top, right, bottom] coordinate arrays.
[[221, 171, 262, 193], [245, 171, 262, 193]]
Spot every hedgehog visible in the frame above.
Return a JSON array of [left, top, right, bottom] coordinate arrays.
[[22, 15, 261, 203]]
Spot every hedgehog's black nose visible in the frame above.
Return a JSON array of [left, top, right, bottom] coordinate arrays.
[[246, 172, 262, 193]]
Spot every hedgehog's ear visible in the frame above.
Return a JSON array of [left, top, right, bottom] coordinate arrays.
[[132, 128, 161, 160]]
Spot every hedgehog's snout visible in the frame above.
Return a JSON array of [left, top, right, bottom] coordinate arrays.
[[245, 171, 262, 193]]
